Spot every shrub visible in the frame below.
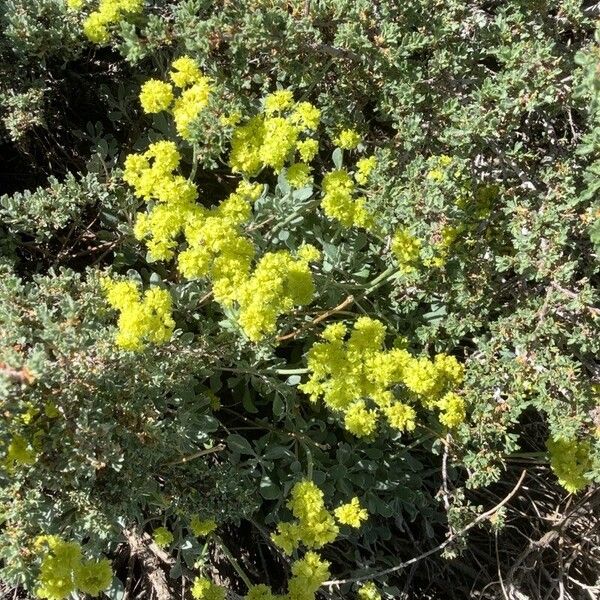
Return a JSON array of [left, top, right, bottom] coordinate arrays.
[[0, 1, 599, 599]]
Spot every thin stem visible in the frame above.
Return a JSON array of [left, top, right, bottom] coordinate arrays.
[[214, 536, 253, 589], [188, 144, 199, 182], [363, 265, 398, 295], [322, 470, 527, 586]]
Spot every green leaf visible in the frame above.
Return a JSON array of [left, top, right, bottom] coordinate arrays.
[[259, 476, 281, 499], [227, 434, 254, 455], [332, 148, 343, 169]]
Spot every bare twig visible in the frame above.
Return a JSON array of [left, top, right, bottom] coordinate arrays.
[[323, 470, 528, 586]]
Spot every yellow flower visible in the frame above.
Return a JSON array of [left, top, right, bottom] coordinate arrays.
[[334, 497, 368, 528], [287, 163, 312, 188], [259, 117, 299, 172], [83, 12, 110, 43], [334, 128, 361, 149], [104, 281, 175, 351], [152, 527, 173, 548], [290, 102, 321, 130], [358, 582, 382, 600], [190, 516, 217, 537], [264, 90, 294, 114], [355, 156, 377, 185], [272, 481, 338, 554], [229, 116, 266, 176], [73, 559, 113, 597], [170, 56, 203, 88], [547, 437, 592, 493], [139, 79, 174, 114], [391, 228, 421, 273], [437, 392, 466, 428], [297, 139, 319, 162], [344, 401, 378, 438], [191, 577, 225, 600], [172, 78, 213, 139], [6, 435, 36, 467], [384, 402, 417, 432]]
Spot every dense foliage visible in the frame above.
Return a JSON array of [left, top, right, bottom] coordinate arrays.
[[1, 1, 599, 599]]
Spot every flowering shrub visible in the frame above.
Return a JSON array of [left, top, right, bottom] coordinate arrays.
[[1, 1, 599, 599]]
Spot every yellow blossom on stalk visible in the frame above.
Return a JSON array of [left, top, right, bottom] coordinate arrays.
[[287, 552, 330, 600], [287, 162, 312, 188], [191, 577, 225, 600], [272, 481, 339, 554], [334, 497, 368, 527], [236, 248, 318, 342], [334, 128, 361, 149], [103, 280, 175, 351], [82, 0, 143, 43], [152, 527, 173, 548], [297, 243, 322, 263], [190, 516, 217, 537], [259, 117, 299, 172], [230, 116, 266, 176], [170, 56, 203, 88], [172, 78, 213, 139], [73, 560, 113, 597], [300, 317, 464, 436], [5, 435, 36, 467], [264, 90, 294, 114], [547, 437, 593, 493], [355, 156, 377, 185], [358, 582, 382, 600], [437, 391, 466, 428], [35, 538, 112, 600], [290, 102, 321, 130], [245, 584, 279, 600], [344, 401, 378, 438], [177, 182, 259, 305], [383, 402, 417, 432], [297, 139, 319, 162], [66, 0, 84, 9], [139, 79, 174, 114], [391, 228, 421, 273], [83, 12, 110, 43], [321, 169, 369, 228]]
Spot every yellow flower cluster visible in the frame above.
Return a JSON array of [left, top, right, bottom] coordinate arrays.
[[426, 154, 453, 182], [124, 141, 198, 259], [152, 526, 174, 548], [236, 247, 320, 342], [300, 317, 465, 437], [245, 552, 330, 600], [103, 280, 174, 350], [80, 0, 143, 44], [358, 582, 382, 600], [354, 156, 377, 185], [333, 497, 368, 527], [391, 228, 421, 273], [5, 434, 36, 468], [229, 90, 320, 177], [333, 128, 362, 150], [271, 480, 367, 555], [138, 56, 213, 140], [34, 537, 112, 600], [192, 577, 226, 600], [177, 182, 259, 304], [287, 551, 330, 600], [321, 169, 374, 229], [190, 516, 217, 537], [547, 437, 593, 493], [123, 132, 319, 343]]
